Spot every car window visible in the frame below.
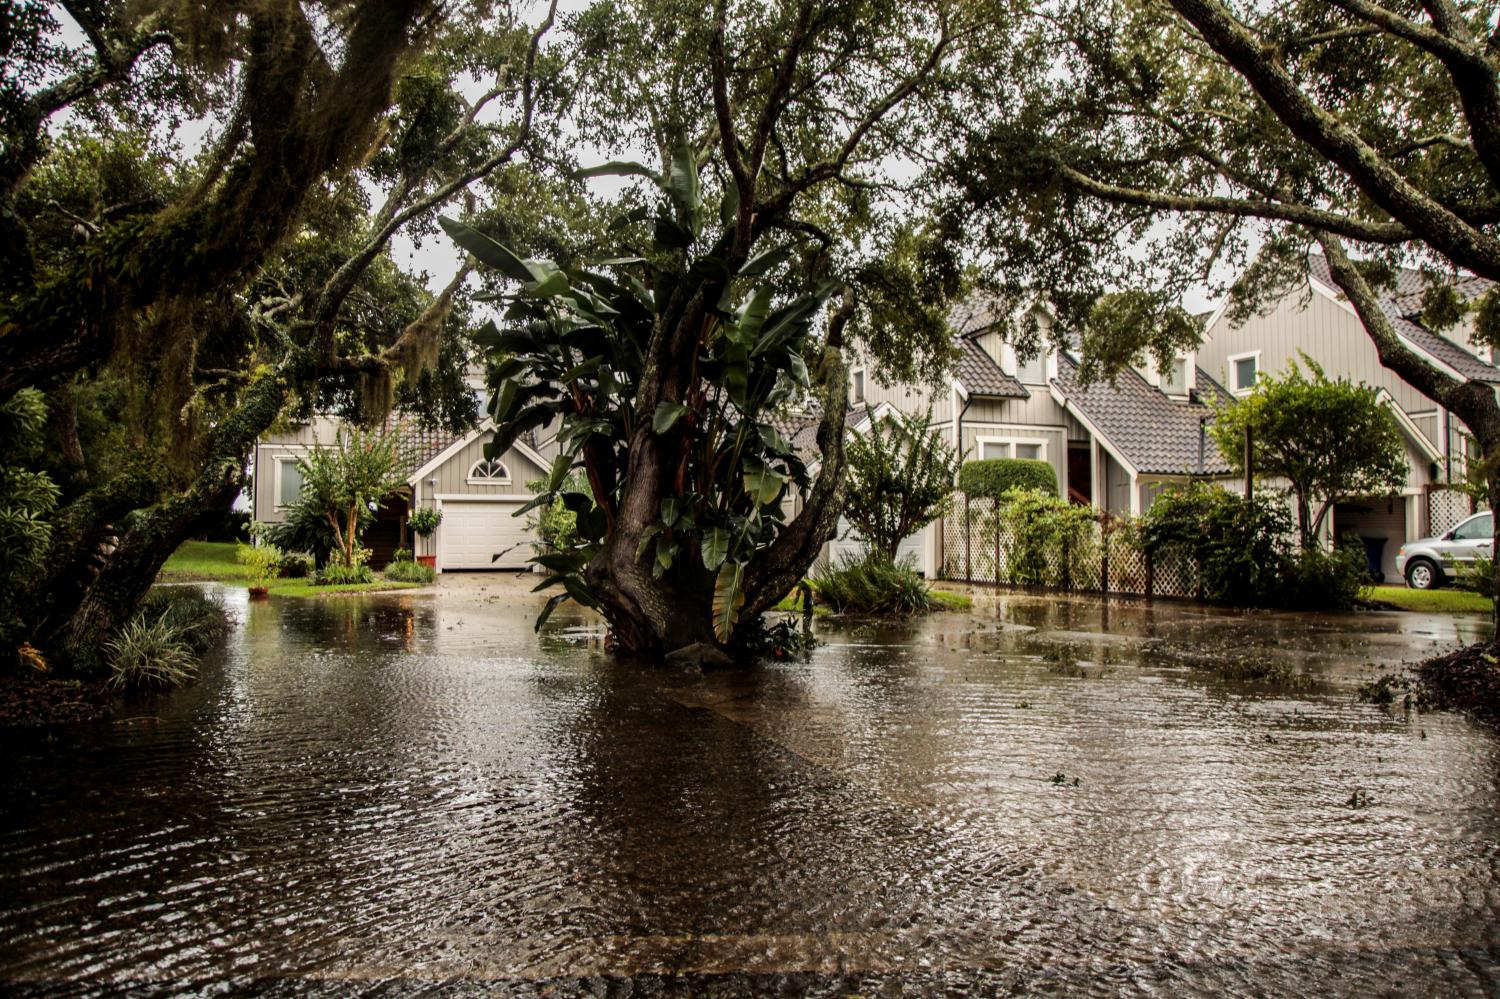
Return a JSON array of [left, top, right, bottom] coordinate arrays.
[[1452, 514, 1492, 541]]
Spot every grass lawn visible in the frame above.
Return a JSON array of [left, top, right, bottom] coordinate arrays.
[[159, 541, 424, 597], [1368, 585, 1492, 614]]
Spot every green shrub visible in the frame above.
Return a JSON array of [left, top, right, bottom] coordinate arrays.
[[103, 616, 198, 692], [1283, 542, 1369, 611], [276, 551, 314, 578], [1458, 556, 1494, 598], [384, 559, 435, 584], [997, 487, 1097, 586], [392, 547, 413, 564], [315, 561, 375, 586], [813, 553, 939, 615], [527, 475, 584, 552], [236, 540, 284, 584], [138, 588, 231, 654], [959, 458, 1057, 498]]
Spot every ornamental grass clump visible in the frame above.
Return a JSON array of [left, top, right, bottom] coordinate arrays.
[[813, 553, 939, 616], [103, 617, 198, 692], [384, 555, 435, 584], [139, 588, 232, 655]]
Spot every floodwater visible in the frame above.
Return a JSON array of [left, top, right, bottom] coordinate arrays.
[[2, 578, 1499, 996]]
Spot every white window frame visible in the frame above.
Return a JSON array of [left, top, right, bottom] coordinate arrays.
[[1228, 350, 1261, 395], [274, 455, 304, 510], [466, 457, 512, 486], [850, 366, 866, 405], [976, 436, 1049, 462]]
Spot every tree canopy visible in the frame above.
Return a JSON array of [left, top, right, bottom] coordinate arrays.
[[1211, 358, 1408, 547]]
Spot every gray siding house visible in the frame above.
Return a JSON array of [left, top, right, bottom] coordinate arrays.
[[1196, 255, 1497, 581], [251, 412, 549, 572]]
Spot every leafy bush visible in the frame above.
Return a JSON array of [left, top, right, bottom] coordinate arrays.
[[138, 588, 232, 654], [408, 507, 443, 536], [844, 407, 960, 558], [384, 559, 435, 584], [0, 389, 61, 648], [1282, 542, 1369, 612], [236, 540, 284, 584], [277, 551, 314, 578], [1458, 556, 1494, 598], [103, 617, 198, 692], [1141, 483, 1368, 610], [998, 487, 1097, 586], [813, 553, 939, 615], [392, 547, 413, 564], [1143, 484, 1293, 606], [258, 501, 347, 567], [959, 458, 1057, 498]]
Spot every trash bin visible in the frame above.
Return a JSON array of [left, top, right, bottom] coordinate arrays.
[[1360, 536, 1386, 583]]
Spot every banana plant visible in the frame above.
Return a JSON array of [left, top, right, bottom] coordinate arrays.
[[442, 135, 838, 648]]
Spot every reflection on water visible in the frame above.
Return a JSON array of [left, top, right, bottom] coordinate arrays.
[[1, 580, 1498, 995]]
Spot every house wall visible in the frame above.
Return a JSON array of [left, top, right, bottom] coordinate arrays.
[[1198, 281, 1435, 418], [958, 393, 1072, 493], [251, 416, 345, 523], [421, 434, 547, 501]]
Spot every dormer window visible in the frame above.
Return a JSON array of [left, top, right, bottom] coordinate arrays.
[[466, 457, 511, 484], [851, 367, 866, 405], [1162, 356, 1188, 395], [1016, 351, 1045, 385]]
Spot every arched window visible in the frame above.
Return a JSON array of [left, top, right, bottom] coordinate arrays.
[[466, 457, 511, 484]]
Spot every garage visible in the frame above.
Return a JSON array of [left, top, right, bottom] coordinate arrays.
[[436, 499, 534, 570]]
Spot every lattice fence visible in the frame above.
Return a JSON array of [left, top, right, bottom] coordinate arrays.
[[1428, 486, 1481, 537], [937, 495, 1197, 599]]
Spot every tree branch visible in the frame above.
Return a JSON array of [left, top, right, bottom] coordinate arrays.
[[1170, 0, 1500, 281]]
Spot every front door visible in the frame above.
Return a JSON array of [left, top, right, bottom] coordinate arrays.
[[1066, 444, 1092, 505]]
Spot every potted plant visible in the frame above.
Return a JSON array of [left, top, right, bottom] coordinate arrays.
[[408, 508, 443, 568], [237, 541, 282, 599]]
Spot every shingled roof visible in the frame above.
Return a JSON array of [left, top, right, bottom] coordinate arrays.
[[1051, 354, 1232, 476], [388, 416, 463, 478], [957, 338, 1029, 398], [1308, 254, 1500, 385]]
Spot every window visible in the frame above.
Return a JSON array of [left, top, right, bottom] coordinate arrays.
[[473, 389, 489, 420], [276, 457, 303, 508], [1452, 513, 1492, 541], [1016, 352, 1045, 384], [978, 437, 1048, 461], [1230, 352, 1260, 394], [466, 457, 511, 484], [851, 368, 866, 404], [1162, 357, 1188, 394]]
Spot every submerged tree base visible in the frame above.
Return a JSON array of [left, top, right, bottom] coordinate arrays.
[[0, 675, 113, 727]]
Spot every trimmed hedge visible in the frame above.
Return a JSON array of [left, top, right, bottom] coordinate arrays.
[[958, 458, 1057, 498]]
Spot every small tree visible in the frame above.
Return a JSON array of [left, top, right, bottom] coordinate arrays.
[[295, 429, 407, 570], [1211, 358, 1407, 549], [843, 408, 961, 560]]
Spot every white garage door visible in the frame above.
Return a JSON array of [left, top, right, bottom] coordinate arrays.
[[438, 500, 534, 570]]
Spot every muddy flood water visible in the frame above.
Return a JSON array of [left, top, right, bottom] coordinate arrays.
[[3, 577, 1499, 996]]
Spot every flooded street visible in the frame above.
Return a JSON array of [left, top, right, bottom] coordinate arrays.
[[2, 578, 1499, 996]]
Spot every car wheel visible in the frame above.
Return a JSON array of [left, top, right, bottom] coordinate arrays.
[[1405, 558, 1442, 590]]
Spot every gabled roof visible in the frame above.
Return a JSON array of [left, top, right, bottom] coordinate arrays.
[[1051, 354, 1232, 476], [957, 338, 1029, 398], [1307, 254, 1500, 385]]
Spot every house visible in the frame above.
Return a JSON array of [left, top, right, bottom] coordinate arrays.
[[251, 409, 549, 572], [1195, 254, 1497, 582], [832, 297, 1238, 573]]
